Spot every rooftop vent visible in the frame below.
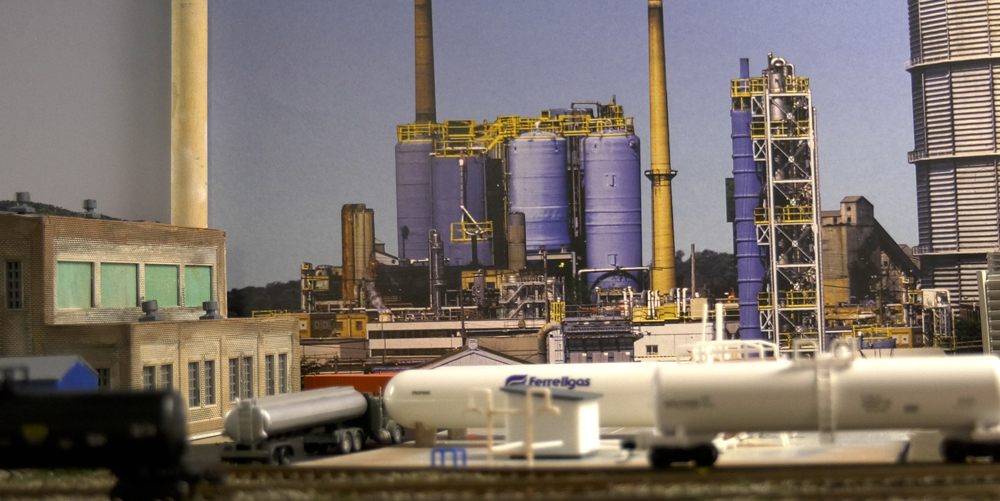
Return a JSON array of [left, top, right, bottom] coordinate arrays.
[[11, 192, 35, 214], [200, 301, 223, 320], [83, 199, 100, 219], [138, 300, 162, 322]]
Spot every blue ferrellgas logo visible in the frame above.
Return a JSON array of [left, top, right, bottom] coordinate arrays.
[[504, 375, 591, 390]]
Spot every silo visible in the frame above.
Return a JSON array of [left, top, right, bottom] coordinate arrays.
[[908, 0, 1000, 302], [431, 155, 491, 266], [508, 131, 570, 253], [582, 133, 642, 289], [395, 140, 434, 260], [731, 58, 763, 341]]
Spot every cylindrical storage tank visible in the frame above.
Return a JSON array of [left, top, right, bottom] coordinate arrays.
[[654, 356, 1000, 437], [223, 387, 369, 446], [395, 141, 434, 261], [431, 155, 491, 267], [582, 133, 642, 289], [507, 211, 526, 272], [508, 131, 569, 253], [732, 59, 764, 341]]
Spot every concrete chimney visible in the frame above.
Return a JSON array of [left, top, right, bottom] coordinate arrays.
[[171, 0, 208, 228], [646, 0, 678, 294]]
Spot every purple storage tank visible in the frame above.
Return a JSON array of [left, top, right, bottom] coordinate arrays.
[[582, 134, 642, 289], [431, 155, 491, 266], [395, 140, 434, 261], [507, 131, 570, 253], [732, 58, 764, 341]]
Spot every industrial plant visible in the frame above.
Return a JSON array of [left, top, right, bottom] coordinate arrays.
[[10, 0, 1000, 496]]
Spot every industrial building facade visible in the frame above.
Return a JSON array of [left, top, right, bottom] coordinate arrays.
[[821, 196, 920, 307], [0, 213, 299, 434], [908, 0, 1000, 302]]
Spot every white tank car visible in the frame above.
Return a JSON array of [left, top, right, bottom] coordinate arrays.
[[384, 363, 668, 429], [655, 355, 1000, 435], [646, 353, 1000, 467]]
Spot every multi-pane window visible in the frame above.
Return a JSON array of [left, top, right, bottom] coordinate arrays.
[[265, 355, 275, 396], [204, 360, 215, 405], [56, 261, 93, 309], [278, 354, 287, 394], [96, 368, 110, 389], [184, 265, 212, 307], [100, 263, 137, 308], [160, 364, 173, 390], [229, 358, 239, 401], [6, 261, 22, 309], [188, 362, 200, 407], [145, 264, 179, 307], [646, 345, 659, 355], [142, 366, 155, 390], [241, 357, 253, 399]]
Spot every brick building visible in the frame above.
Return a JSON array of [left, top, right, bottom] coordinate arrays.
[[0, 212, 299, 435]]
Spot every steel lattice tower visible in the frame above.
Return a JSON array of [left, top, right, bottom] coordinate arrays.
[[737, 55, 825, 353]]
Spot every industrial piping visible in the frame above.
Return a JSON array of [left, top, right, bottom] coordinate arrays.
[[731, 59, 764, 341], [171, 0, 208, 228], [414, 0, 437, 124], [645, 0, 678, 295]]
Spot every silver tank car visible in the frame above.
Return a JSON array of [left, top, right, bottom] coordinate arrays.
[[224, 387, 368, 446]]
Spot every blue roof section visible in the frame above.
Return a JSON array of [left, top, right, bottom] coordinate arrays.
[[0, 356, 97, 391]]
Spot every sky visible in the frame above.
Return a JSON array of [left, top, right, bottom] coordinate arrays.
[[0, 1, 914, 289]]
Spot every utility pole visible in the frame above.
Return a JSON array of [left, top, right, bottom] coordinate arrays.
[[690, 244, 696, 296]]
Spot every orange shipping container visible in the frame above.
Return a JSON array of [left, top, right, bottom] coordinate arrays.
[[304, 373, 398, 395]]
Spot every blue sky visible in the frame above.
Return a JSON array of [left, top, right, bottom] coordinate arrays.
[[0, 1, 913, 289], [209, 0, 912, 288]]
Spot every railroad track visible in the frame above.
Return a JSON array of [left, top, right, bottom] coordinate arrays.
[[5, 463, 1000, 499]]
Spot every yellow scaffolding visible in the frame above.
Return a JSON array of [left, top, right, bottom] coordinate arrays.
[[398, 109, 636, 157], [731, 77, 810, 97], [450, 221, 493, 242], [750, 120, 811, 138], [755, 206, 814, 224], [758, 290, 818, 308]]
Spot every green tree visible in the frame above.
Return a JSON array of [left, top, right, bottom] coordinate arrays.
[[674, 249, 737, 298]]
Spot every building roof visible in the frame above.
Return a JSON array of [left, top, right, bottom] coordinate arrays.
[[841, 196, 871, 205], [0, 355, 93, 381], [413, 339, 530, 369]]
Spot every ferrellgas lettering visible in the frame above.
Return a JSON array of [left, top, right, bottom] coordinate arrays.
[[504, 375, 591, 390]]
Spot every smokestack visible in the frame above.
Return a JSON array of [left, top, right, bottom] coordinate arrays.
[[414, 0, 437, 124], [171, 0, 208, 228], [646, 0, 677, 294]]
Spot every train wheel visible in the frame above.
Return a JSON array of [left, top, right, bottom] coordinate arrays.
[[390, 424, 403, 444], [942, 439, 969, 463], [270, 446, 292, 466], [339, 434, 354, 455], [352, 430, 364, 452], [692, 445, 718, 467], [649, 447, 675, 469]]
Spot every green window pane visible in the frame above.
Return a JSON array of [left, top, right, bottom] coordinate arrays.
[[100, 263, 137, 308], [145, 264, 178, 307], [56, 261, 92, 309], [184, 266, 212, 307]]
